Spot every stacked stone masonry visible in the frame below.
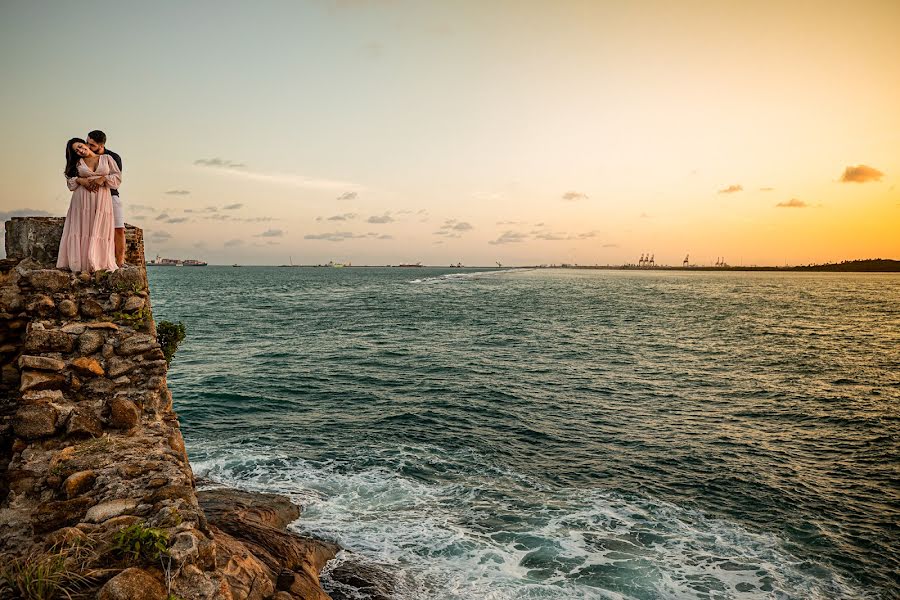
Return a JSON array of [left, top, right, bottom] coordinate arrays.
[[0, 217, 337, 600]]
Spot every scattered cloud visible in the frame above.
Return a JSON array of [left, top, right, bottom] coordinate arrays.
[[194, 158, 246, 169], [337, 191, 358, 201], [166, 217, 190, 224], [223, 203, 243, 210], [304, 231, 363, 242], [156, 213, 169, 221], [578, 231, 599, 239], [149, 231, 172, 242], [367, 213, 394, 224], [489, 231, 528, 245], [193, 241, 208, 249], [254, 229, 284, 238], [327, 213, 358, 221], [760, 187, 775, 192], [602, 243, 619, 248], [0, 208, 53, 221], [840, 165, 884, 183], [534, 232, 568, 241], [130, 204, 156, 213], [496, 220, 523, 225], [561, 191, 589, 202], [718, 184, 743, 194], [224, 238, 244, 247], [164, 190, 190, 196], [776, 198, 808, 208]]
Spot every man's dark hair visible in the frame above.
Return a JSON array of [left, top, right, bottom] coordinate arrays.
[[87, 130, 107, 145]]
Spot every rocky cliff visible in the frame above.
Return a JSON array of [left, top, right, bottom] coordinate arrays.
[[0, 217, 338, 600]]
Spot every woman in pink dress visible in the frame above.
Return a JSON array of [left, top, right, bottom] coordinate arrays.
[[57, 137, 121, 272]]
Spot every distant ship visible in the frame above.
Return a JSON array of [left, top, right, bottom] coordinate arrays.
[[278, 256, 301, 268], [146, 255, 207, 267], [396, 262, 423, 267]]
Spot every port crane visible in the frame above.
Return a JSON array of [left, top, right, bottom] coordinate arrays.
[[683, 254, 690, 268]]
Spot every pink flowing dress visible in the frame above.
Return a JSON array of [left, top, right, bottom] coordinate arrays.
[[57, 155, 121, 272]]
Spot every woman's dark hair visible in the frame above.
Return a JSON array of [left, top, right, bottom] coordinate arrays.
[[64, 137, 86, 178]]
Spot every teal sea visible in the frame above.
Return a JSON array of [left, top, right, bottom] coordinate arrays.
[[147, 267, 899, 599]]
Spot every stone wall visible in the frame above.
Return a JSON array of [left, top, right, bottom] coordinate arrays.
[[0, 217, 337, 600]]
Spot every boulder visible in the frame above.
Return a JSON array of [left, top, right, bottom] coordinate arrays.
[[18, 355, 66, 372], [77, 330, 104, 354], [79, 298, 104, 318], [108, 397, 140, 429], [107, 356, 136, 378], [85, 498, 139, 523], [19, 370, 66, 392], [97, 567, 167, 600], [107, 265, 144, 293], [26, 294, 55, 316], [66, 408, 103, 438], [24, 329, 74, 353], [27, 269, 71, 292], [70, 356, 105, 377], [118, 334, 156, 356], [31, 497, 93, 533], [124, 295, 146, 311], [62, 470, 97, 498], [13, 403, 59, 439], [57, 298, 78, 318]]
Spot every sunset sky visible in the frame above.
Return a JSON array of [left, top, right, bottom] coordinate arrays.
[[1, 0, 897, 266]]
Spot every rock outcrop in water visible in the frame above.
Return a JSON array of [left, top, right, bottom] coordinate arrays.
[[0, 217, 338, 599]]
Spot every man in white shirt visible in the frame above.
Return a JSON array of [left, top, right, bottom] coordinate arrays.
[[86, 130, 125, 266]]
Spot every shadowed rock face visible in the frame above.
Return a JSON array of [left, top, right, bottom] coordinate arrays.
[[0, 217, 343, 600]]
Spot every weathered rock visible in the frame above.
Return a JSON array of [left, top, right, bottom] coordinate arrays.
[[124, 295, 146, 311], [79, 298, 104, 318], [63, 470, 97, 498], [18, 354, 66, 372], [108, 397, 140, 429], [44, 526, 88, 548], [66, 408, 103, 438], [22, 388, 64, 402], [87, 321, 119, 330], [19, 370, 66, 391], [97, 567, 167, 600], [61, 322, 85, 334], [119, 334, 156, 356], [13, 403, 59, 439], [31, 497, 93, 533], [107, 265, 144, 293], [85, 498, 139, 523], [108, 292, 122, 310], [27, 269, 71, 292], [106, 356, 136, 378], [57, 298, 78, 317], [27, 294, 55, 315], [70, 356, 105, 377], [24, 329, 74, 353], [77, 330, 104, 354], [4, 217, 65, 263]]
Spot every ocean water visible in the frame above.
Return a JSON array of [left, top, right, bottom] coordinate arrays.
[[147, 267, 900, 599]]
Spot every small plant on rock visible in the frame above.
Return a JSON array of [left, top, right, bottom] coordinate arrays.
[[111, 523, 169, 565], [156, 320, 186, 365]]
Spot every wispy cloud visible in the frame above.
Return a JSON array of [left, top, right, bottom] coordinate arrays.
[[367, 213, 394, 224], [759, 187, 775, 192], [489, 231, 528, 245], [224, 238, 244, 247], [776, 198, 808, 208], [561, 191, 588, 202], [718, 184, 743, 194], [840, 165, 884, 183], [130, 204, 156, 213], [304, 231, 363, 242], [223, 203, 243, 210], [164, 190, 190, 196], [166, 217, 190, 224], [336, 191, 358, 201], [602, 243, 619, 248], [149, 231, 172, 242], [194, 158, 246, 169], [254, 229, 284, 237], [195, 158, 361, 191], [156, 213, 169, 221]]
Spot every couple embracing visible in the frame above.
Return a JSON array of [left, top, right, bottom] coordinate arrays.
[[58, 130, 125, 273]]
